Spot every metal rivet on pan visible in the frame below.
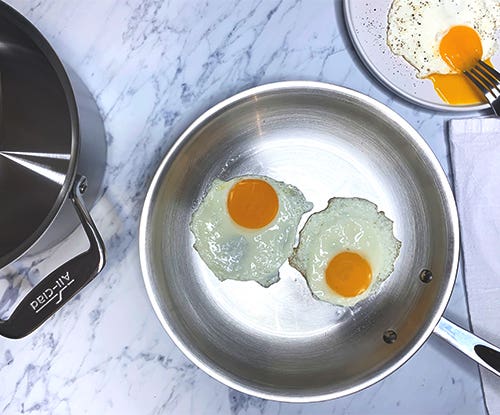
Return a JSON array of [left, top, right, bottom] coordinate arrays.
[[383, 330, 397, 344], [79, 179, 88, 194], [419, 269, 433, 283]]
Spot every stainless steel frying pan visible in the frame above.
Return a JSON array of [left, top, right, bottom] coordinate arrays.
[[139, 81, 500, 402]]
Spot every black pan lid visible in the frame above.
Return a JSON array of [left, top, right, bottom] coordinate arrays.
[[0, 3, 78, 269]]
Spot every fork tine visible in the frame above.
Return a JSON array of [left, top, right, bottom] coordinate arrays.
[[478, 60, 500, 83], [464, 69, 490, 97], [474, 64, 500, 97], [470, 67, 500, 98], [467, 62, 500, 115]]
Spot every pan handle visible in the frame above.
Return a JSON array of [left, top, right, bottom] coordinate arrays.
[[0, 175, 106, 339], [434, 317, 500, 377]]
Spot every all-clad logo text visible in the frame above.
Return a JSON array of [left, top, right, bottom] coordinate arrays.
[[30, 271, 75, 314]]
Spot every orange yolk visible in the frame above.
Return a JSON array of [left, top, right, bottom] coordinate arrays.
[[325, 252, 372, 298], [427, 25, 489, 105], [227, 179, 279, 229], [439, 25, 483, 72]]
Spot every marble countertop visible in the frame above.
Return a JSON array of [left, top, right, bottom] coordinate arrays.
[[0, 0, 488, 414]]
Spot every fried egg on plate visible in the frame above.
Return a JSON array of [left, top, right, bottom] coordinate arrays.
[[190, 175, 313, 287], [290, 198, 401, 307], [387, 0, 500, 105]]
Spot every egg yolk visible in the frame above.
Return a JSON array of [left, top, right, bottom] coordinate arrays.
[[325, 252, 372, 298], [427, 25, 489, 105], [440, 25, 482, 72], [227, 179, 279, 229]]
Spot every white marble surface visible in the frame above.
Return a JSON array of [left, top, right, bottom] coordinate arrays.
[[0, 0, 488, 414]]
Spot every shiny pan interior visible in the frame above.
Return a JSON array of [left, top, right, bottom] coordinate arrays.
[[139, 81, 459, 402]]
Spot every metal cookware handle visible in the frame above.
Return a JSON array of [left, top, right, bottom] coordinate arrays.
[[0, 175, 106, 339], [434, 317, 500, 377]]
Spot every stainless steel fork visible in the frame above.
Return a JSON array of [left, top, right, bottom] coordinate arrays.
[[464, 60, 500, 115]]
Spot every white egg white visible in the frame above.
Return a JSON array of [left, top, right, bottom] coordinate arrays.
[[387, 0, 500, 78], [290, 198, 401, 307], [190, 175, 313, 287]]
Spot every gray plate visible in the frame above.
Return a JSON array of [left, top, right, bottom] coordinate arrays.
[[139, 81, 459, 402]]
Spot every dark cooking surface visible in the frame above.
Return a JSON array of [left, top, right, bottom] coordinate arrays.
[[0, 7, 73, 268]]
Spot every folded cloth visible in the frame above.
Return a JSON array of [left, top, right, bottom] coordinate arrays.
[[448, 118, 500, 415]]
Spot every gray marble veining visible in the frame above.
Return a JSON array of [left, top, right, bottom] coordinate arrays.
[[0, 0, 487, 414]]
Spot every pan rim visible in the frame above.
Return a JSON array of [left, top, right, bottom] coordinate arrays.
[[139, 80, 460, 402]]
